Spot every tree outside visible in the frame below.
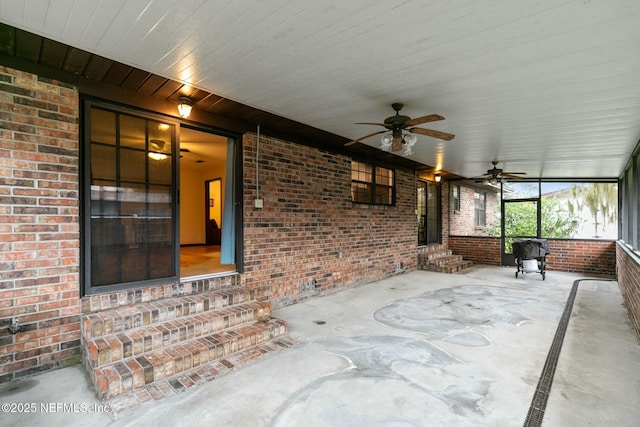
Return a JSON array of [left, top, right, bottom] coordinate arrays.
[[487, 182, 616, 241], [566, 183, 618, 238], [488, 197, 580, 239]]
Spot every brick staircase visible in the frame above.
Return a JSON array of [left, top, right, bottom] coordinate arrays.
[[80, 274, 290, 402], [418, 244, 473, 273]]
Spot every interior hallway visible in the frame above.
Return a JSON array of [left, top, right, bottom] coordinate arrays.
[[2, 267, 639, 426]]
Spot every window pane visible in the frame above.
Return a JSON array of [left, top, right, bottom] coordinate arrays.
[[426, 182, 439, 242], [149, 185, 173, 278], [453, 185, 460, 211], [120, 183, 147, 217], [474, 191, 486, 226], [91, 144, 116, 181], [503, 182, 539, 199], [375, 185, 392, 204], [120, 115, 146, 149], [149, 121, 172, 154], [120, 147, 146, 182], [352, 182, 371, 203], [375, 167, 392, 185], [91, 109, 116, 145], [352, 161, 372, 182], [149, 153, 172, 184], [88, 107, 176, 288], [541, 182, 617, 239]]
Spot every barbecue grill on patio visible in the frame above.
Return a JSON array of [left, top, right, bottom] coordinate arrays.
[[512, 239, 550, 280]]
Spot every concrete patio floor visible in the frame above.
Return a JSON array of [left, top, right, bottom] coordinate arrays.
[[2, 266, 640, 426]]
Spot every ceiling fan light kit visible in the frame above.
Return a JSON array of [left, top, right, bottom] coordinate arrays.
[[380, 129, 417, 156]]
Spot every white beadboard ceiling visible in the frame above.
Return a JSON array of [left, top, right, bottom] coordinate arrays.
[[2, 0, 640, 179]]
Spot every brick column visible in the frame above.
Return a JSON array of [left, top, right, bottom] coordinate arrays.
[[0, 67, 81, 382]]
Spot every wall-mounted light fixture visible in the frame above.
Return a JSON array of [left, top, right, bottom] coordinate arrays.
[[434, 174, 442, 182], [177, 96, 192, 118]]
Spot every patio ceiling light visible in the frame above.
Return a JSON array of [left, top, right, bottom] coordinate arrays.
[[177, 96, 192, 118]]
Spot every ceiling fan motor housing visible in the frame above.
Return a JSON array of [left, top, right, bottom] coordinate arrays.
[[384, 103, 411, 128]]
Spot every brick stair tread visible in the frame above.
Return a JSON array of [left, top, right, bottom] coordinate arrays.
[[105, 336, 297, 417], [85, 301, 271, 368], [426, 254, 464, 266], [418, 250, 452, 260], [420, 244, 445, 252], [440, 260, 474, 273], [83, 286, 255, 339], [93, 318, 288, 400]]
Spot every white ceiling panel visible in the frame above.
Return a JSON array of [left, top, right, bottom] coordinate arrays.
[[3, 0, 640, 179]]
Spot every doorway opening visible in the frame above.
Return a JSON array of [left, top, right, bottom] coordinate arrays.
[[417, 180, 441, 245], [501, 197, 541, 266], [179, 128, 236, 278]]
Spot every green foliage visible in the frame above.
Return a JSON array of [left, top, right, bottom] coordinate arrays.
[[541, 198, 581, 237], [488, 197, 580, 238]]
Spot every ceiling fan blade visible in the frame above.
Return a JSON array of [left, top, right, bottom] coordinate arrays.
[[344, 130, 387, 146], [502, 172, 527, 179], [405, 114, 445, 127], [355, 122, 389, 127], [409, 127, 455, 141]]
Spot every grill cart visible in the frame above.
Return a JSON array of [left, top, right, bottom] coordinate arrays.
[[512, 239, 550, 280]]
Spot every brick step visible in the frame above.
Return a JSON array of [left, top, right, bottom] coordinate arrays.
[[82, 274, 241, 315], [105, 336, 297, 417], [85, 301, 271, 368], [419, 243, 446, 253], [417, 244, 473, 274], [82, 286, 255, 340], [92, 318, 288, 400], [438, 260, 474, 273], [425, 254, 463, 267], [418, 254, 458, 269], [420, 249, 453, 260]]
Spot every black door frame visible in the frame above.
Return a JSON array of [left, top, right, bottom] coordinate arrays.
[[417, 180, 441, 245], [501, 196, 541, 266]]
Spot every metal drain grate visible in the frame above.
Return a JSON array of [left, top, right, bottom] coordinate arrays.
[[523, 280, 579, 427], [523, 278, 614, 427]]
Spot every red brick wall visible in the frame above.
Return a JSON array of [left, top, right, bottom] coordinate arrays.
[[241, 134, 418, 307], [546, 239, 616, 276], [440, 181, 449, 247], [0, 67, 81, 383], [449, 184, 499, 236], [0, 64, 621, 383], [449, 236, 501, 265], [449, 235, 616, 276], [616, 242, 640, 339]]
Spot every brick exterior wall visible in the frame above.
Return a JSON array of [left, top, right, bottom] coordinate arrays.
[[0, 64, 624, 384], [449, 184, 499, 236], [546, 239, 616, 276], [449, 236, 502, 266], [0, 65, 421, 381], [449, 235, 616, 276], [241, 133, 418, 307], [440, 181, 449, 247], [0, 67, 81, 383], [616, 242, 640, 339]]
